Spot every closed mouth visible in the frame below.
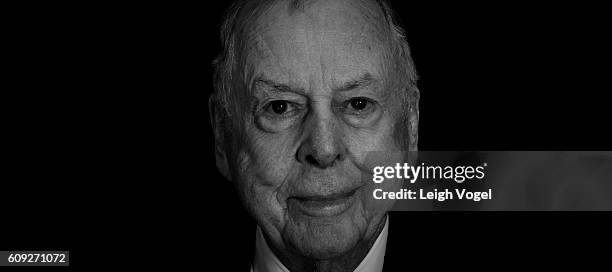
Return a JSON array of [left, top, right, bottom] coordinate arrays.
[[288, 187, 360, 217]]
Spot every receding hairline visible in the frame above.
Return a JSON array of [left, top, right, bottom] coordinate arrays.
[[213, 0, 418, 119], [234, 0, 402, 88], [237, 0, 395, 51]]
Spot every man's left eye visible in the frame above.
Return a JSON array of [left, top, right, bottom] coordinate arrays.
[[344, 97, 375, 114]]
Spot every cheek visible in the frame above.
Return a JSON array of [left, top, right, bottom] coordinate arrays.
[[230, 117, 298, 182], [343, 114, 399, 155], [231, 128, 299, 228], [231, 126, 299, 206], [247, 131, 298, 185]]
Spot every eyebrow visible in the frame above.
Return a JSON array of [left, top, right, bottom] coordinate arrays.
[[251, 73, 379, 95], [252, 77, 305, 95], [334, 73, 378, 93]]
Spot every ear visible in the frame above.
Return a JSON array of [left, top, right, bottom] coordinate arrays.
[[408, 87, 420, 151], [209, 94, 231, 181]]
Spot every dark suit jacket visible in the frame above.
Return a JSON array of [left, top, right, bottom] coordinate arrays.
[[212, 209, 608, 271]]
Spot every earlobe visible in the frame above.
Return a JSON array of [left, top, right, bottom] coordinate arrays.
[[209, 94, 232, 181]]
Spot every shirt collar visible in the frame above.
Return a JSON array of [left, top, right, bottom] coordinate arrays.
[[252, 217, 389, 272]]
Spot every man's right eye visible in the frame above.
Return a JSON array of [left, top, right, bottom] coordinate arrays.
[[256, 100, 304, 132], [264, 100, 295, 115]]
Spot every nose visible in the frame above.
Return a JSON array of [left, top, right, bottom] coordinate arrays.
[[296, 111, 347, 168]]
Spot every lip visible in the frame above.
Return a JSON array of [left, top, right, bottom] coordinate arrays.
[[288, 188, 359, 217]]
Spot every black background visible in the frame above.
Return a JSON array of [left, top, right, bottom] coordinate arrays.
[[2, 1, 610, 270]]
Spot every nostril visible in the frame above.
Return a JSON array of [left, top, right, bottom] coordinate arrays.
[[305, 154, 319, 165], [304, 153, 344, 168]]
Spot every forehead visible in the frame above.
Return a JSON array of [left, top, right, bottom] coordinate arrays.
[[242, 0, 389, 90]]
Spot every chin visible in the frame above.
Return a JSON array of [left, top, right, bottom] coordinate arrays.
[[283, 203, 368, 260]]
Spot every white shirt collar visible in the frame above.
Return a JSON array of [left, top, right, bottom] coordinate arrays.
[[252, 217, 389, 272]]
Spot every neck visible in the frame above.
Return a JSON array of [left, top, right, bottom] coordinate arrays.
[[268, 215, 387, 272]]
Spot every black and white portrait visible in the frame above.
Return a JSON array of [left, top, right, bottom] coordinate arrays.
[[209, 0, 417, 271], [2, 0, 610, 270]]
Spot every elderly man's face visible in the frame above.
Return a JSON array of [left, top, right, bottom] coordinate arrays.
[[216, 0, 411, 261]]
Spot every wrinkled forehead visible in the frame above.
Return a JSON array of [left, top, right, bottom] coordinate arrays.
[[247, 0, 389, 43], [237, 0, 392, 89]]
